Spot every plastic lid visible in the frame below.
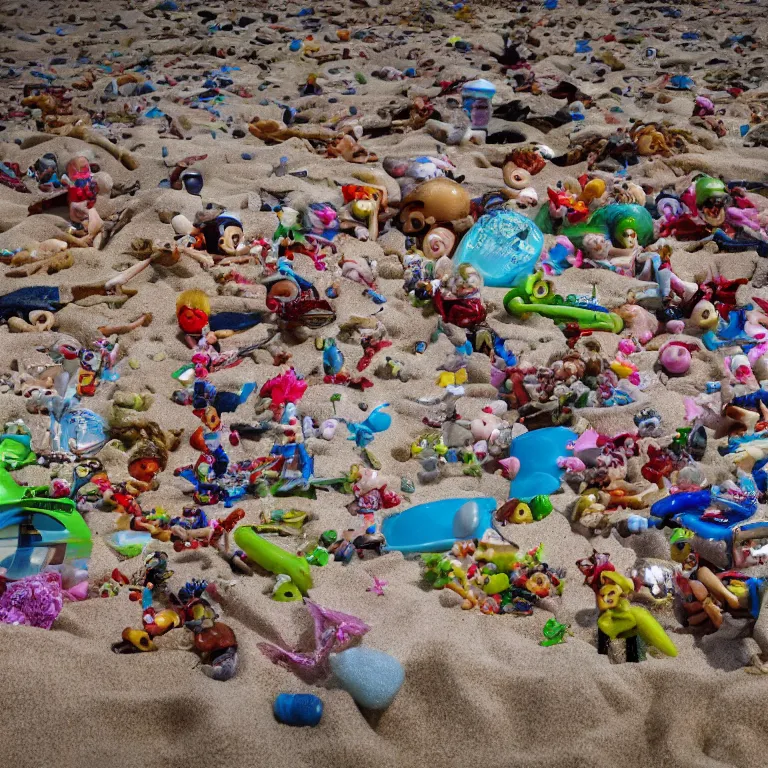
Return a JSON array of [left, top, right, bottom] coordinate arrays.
[[462, 78, 496, 97]]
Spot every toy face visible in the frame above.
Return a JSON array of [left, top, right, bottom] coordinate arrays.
[[66, 156, 91, 180], [266, 278, 300, 309], [79, 349, 100, 372], [129, 457, 160, 484], [597, 583, 622, 611], [670, 539, 692, 564], [691, 300, 719, 330], [202, 215, 242, 255], [219, 225, 244, 257], [525, 571, 552, 597], [582, 233, 611, 259], [178, 306, 209, 335], [530, 277, 555, 303], [618, 227, 638, 250], [700, 196, 727, 228], [201, 407, 221, 432], [355, 467, 380, 494]]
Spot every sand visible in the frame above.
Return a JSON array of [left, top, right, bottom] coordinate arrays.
[[2, 0, 768, 765]]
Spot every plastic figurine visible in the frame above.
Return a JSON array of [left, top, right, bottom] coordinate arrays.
[[338, 184, 386, 241], [346, 466, 401, 533], [461, 79, 496, 129], [558, 203, 655, 262], [502, 149, 545, 200], [177, 289, 214, 348], [113, 576, 239, 681], [345, 404, 392, 448], [420, 536, 565, 616], [304, 202, 339, 239], [383, 155, 456, 197], [127, 439, 167, 490], [496, 495, 553, 525], [61, 156, 98, 231], [594, 570, 678, 661], [367, 576, 388, 596], [262, 264, 336, 333], [257, 368, 308, 422], [540, 618, 572, 646], [429, 263, 487, 329]]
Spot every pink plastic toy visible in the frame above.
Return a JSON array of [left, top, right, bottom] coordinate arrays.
[[658, 339, 699, 375]]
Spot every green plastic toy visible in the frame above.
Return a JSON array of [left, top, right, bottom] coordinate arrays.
[[272, 575, 303, 602], [0, 430, 37, 471], [0, 464, 92, 580], [559, 203, 655, 251], [540, 618, 572, 646], [503, 271, 624, 333], [233, 525, 313, 594]]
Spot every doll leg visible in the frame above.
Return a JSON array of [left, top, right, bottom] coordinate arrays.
[[625, 635, 640, 663], [597, 628, 610, 655]]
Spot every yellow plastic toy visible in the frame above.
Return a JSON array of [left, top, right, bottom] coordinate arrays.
[[597, 571, 677, 659]]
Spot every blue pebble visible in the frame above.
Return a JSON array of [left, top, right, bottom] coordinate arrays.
[[328, 97, 337, 103], [349, 105, 358, 115], [289, 39, 302, 52], [161, 146, 168, 158], [241, 152, 253, 160], [273, 693, 323, 727]]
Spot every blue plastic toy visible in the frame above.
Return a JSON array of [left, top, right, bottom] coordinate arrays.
[[0, 466, 92, 580], [381, 497, 495, 553], [452, 208, 544, 288], [346, 404, 392, 448], [322, 339, 345, 376], [631, 477, 759, 542], [273, 693, 323, 727], [508, 426, 577, 500]]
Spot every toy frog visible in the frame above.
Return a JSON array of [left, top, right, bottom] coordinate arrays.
[[540, 618, 573, 646]]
